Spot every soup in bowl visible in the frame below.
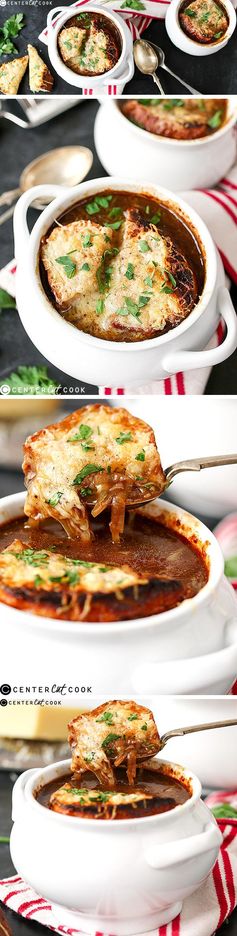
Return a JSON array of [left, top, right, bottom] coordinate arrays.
[[47, 5, 134, 89], [165, 0, 236, 55], [13, 178, 237, 385], [10, 756, 221, 933]]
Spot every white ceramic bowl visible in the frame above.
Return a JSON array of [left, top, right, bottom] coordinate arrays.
[[10, 757, 222, 934], [47, 5, 134, 90], [94, 98, 237, 191], [152, 696, 237, 789], [124, 398, 237, 519], [2, 492, 237, 695], [165, 0, 236, 55], [13, 178, 237, 387]]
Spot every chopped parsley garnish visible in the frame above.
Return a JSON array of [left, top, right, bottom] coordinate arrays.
[[96, 298, 105, 315], [208, 109, 223, 129], [56, 254, 77, 278], [47, 491, 63, 507], [83, 233, 92, 247], [68, 424, 93, 443], [2, 366, 58, 396], [96, 247, 119, 294], [125, 263, 135, 280], [163, 99, 184, 109], [109, 206, 122, 219], [72, 464, 104, 485], [139, 240, 150, 253], [11, 549, 49, 567], [85, 752, 95, 763], [80, 487, 93, 497], [165, 269, 177, 288], [0, 288, 16, 309], [144, 275, 153, 288], [96, 711, 114, 724], [34, 576, 43, 587], [141, 723, 148, 731], [127, 713, 138, 721], [150, 212, 161, 224], [86, 195, 112, 214], [135, 450, 145, 462], [121, 0, 145, 8], [0, 13, 25, 56], [101, 733, 121, 749], [116, 431, 133, 444], [105, 220, 122, 230], [184, 7, 197, 15], [80, 262, 90, 271]]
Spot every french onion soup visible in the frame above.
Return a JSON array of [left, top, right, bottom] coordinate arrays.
[[0, 404, 209, 622], [179, 0, 229, 42], [35, 701, 192, 820], [39, 189, 205, 343], [58, 13, 122, 77], [121, 99, 228, 140]]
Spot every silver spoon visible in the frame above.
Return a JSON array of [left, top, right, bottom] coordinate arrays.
[[159, 718, 237, 751], [149, 42, 201, 95], [0, 145, 93, 226], [133, 39, 165, 95], [128, 452, 237, 508]]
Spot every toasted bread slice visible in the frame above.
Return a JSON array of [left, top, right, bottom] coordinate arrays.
[[40, 220, 113, 309], [28, 45, 54, 93], [50, 781, 155, 817], [22, 404, 167, 543], [58, 26, 86, 65], [0, 55, 28, 95], [68, 701, 161, 786]]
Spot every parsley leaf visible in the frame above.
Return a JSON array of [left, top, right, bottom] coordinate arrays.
[[72, 464, 104, 485], [5, 366, 58, 396], [116, 431, 133, 444], [0, 288, 16, 309], [139, 240, 150, 253], [135, 450, 145, 462], [101, 733, 121, 749], [125, 263, 135, 280], [56, 255, 76, 278], [47, 492, 63, 507]]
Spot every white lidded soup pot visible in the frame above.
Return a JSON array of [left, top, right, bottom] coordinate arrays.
[[10, 757, 222, 935], [165, 0, 236, 55], [13, 178, 237, 387], [1, 492, 237, 695], [47, 5, 134, 90], [94, 98, 237, 190]]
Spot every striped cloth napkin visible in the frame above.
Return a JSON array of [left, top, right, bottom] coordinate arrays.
[[0, 791, 237, 936], [0, 166, 237, 395], [39, 0, 154, 96]]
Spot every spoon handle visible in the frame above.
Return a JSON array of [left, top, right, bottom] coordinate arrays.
[[160, 719, 237, 749], [0, 188, 20, 208], [165, 453, 237, 485], [161, 62, 200, 95], [152, 71, 165, 95]]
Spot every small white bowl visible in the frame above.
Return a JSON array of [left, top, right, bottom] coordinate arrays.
[[165, 0, 236, 55], [10, 757, 222, 935], [2, 492, 237, 695], [13, 177, 237, 387], [94, 98, 237, 191], [47, 4, 134, 89]]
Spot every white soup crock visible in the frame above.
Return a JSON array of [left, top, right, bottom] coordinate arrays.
[[1, 492, 237, 695], [165, 0, 236, 55], [13, 178, 237, 387], [94, 98, 237, 190], [10, 757, 222, 935], [47, 5, 134, 90]]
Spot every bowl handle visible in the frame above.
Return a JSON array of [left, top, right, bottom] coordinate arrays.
[[146, 823, 222, 871], [162, 287, 237, 374], [13, 185, 70, 265], [132, 630, 237, 694], [12, 768, 39, 821], [47, 7, 65, 29]]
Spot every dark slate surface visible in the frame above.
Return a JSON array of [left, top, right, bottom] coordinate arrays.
[[0, 98, 237, 394], [0, 0, 237, 94]]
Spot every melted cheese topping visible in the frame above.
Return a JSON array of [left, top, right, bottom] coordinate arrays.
[[23, 404, 166, 542], [68, 701, 160, 787], [58, 26, 86, 64], [50, 782, 154, 810], [0, 539, 147, 595], [0, 56, 28, 95], [41, 221, 112, 309]]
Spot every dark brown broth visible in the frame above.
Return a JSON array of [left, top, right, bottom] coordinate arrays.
[[36, 766, 191, 818], [0, 512, 208, 601]]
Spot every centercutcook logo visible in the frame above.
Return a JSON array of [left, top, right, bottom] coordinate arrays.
[[0, 683, 92, 705]]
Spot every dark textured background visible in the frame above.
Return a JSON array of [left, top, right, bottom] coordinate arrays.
[[0, 98, 237, 394], [0, 0, 237, 94]]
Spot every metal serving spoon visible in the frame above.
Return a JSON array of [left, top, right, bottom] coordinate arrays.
[[129, 453, 237, 508], [133, 39, 165, 95], [159, 718, 237, 751], [0, 145, 93, 227], [148, 42, 201, 95]]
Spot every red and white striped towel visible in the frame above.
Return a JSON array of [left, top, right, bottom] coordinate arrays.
[[39, 0, 154, 96], [0, 165, 237, 395], [0, 792, 237, 936]]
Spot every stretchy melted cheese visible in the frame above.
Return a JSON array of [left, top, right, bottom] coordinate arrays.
[[179, 0, 228, 41], [68, 701, 161, 786], [22, 404, 166, 543], [121, 99, 228, 140]]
